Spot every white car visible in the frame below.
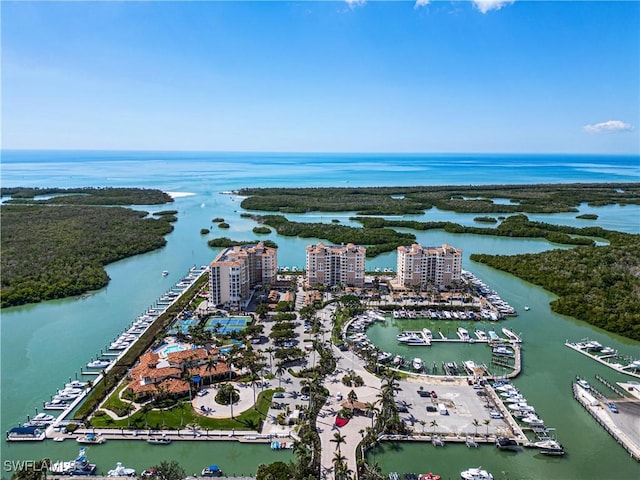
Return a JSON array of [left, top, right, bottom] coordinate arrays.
[[336, 392, 343, 401]]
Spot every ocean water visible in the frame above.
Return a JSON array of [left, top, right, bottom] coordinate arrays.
[[1, 151, 639, 478]]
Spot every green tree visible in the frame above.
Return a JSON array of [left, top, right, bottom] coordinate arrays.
[[149, 460, 185, 480]]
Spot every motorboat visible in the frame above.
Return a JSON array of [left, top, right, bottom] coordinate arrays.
[[393, 355, 405, 366], [460, 467, 493, 480], [521, 415, 544, 426], [576, 379, 591, 390], [474, 330, 488, 341], [535, 439, 565, 456], [148, 436, 172, 445], [45, 399, 70, 410], [201, 465, 223, 477], [492, 346, 514, 356], [107, 462, 136, 477], [412, 357, 424, 371], [50, 448, 96, 476], [418, 474, 441, 480], [508, 402, 535, 412], [377, 351, 393, 363], [523, 305, 530, 311], [77, 432, 106, 444], [422, 328, 433, 339], [495, 437, 520, 451], [457, 327, 470, 341], [162, 270, 169, 276], [32, 413, 55, 423], [65, 380, 87, 389], [501, 328, 520, 342], [86, 359, 111, 369]]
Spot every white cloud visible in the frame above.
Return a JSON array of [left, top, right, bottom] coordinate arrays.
[[472, 0, 515, 14], [584, 120, 634, 134], [345, 0, 365, 9], [414, 0, 431, 9]]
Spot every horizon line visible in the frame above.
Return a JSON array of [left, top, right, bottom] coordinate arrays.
[[2, 148, 638, 156]]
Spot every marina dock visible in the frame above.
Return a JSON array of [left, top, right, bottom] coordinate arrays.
[[8, 266, 209, 442], [565, 341, 640, 379], [572, 382, 640, 462]]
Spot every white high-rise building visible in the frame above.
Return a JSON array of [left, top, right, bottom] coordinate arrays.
[[305, 243, 366, 288], [396, 243, 462, 290], [209, 242, 277, 307]]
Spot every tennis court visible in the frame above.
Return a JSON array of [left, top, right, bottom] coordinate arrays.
[[204, 315, 252, 334]]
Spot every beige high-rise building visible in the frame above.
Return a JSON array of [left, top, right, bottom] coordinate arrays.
[[209, 242, 277, 308], [396, 243, 462, 290], [306, 242, 366, 288]]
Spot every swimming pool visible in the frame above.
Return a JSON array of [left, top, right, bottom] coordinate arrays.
[[164, 345, 187, 355]]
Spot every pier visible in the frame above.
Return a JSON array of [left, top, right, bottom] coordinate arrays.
[[11, 266, 210, 441], [572, 382, 640, 462], [565, 341, 640, 379]]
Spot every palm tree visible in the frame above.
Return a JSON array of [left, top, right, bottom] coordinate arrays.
[[430, 420, 438, 437], [275, 362, 286, 389], [331, 431, 347, 453], [472, 418, 480, 438], [347, 389, 358, 404], [484, 418, 491, 437], [419, 420, 426, 434], [332, 451, 348, 480], [264, 346, 276, 374], [204, 356, 218, 385], [365, 401, 379, 430]]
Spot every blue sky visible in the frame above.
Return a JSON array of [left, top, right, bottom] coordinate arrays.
[[2, 1, 639, 153]]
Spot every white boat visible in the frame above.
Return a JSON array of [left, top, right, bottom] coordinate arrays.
[[508, 402, 535, 412], [457, 327, 470, 341], [77, 433, 106, 444], [492, 346, 514, 356], [107, 462, 136, 477], [474, 330, 487, 341], [393, 355, 404, 366], [460, 467, 493, 480], [523, 305, 530, 311], [32, 413, 55, 422], [422, 328, 433, 339], [412, 357, 424, 371], [45, 399, 70, 410], [501, 328, 520, 342], [65, 380, 87, 388], [201, 465, 223, 477], [577, 379, 591, 390], [50, 448, 96, 475], [147, 436, 172, 445], [521, 415, 544, 426], [86, 359, 111, 369], [162, 270, 169, 276]]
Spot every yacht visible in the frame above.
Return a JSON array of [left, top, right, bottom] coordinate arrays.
[[86, 359, 111, 369], [107, 462, 136, 477], [148, 436, 172, 445], [492, 346, 514, 356], [460, 467, 493, 480], [457, 327, 470, 341], [576, 379, 591, 390], [535, 439, 565, 455], [501, 328, 521, 342], [31, 413, 55, 423], [77, 433, 106, 445], [45, 399, 70, 410], [474, 330, 488, 341], [521, 415, 544, 426], [412, 357, 424, 371], [392, 355, 405, 366], [201, 465, 223, 477], [65, 380, 87, 389], [50, 448, 96, 476], [422, 328, 433, 340], [495, 437, 520, 451]]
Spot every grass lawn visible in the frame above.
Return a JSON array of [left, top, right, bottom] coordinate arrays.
[[90, 389, 274, 431], [102, 381, 135, 417]]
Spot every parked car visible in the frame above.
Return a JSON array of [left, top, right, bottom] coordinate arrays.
[[426, 406, 438, 412], [417, 390, 430, 397], [273, 392, 285, 398], [607, 402, 619, 413], [430, 390, 438, 398]]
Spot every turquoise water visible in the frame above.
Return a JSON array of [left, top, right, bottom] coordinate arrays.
[[1, 151, 639, 477], [164, 345, 187, 355]]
